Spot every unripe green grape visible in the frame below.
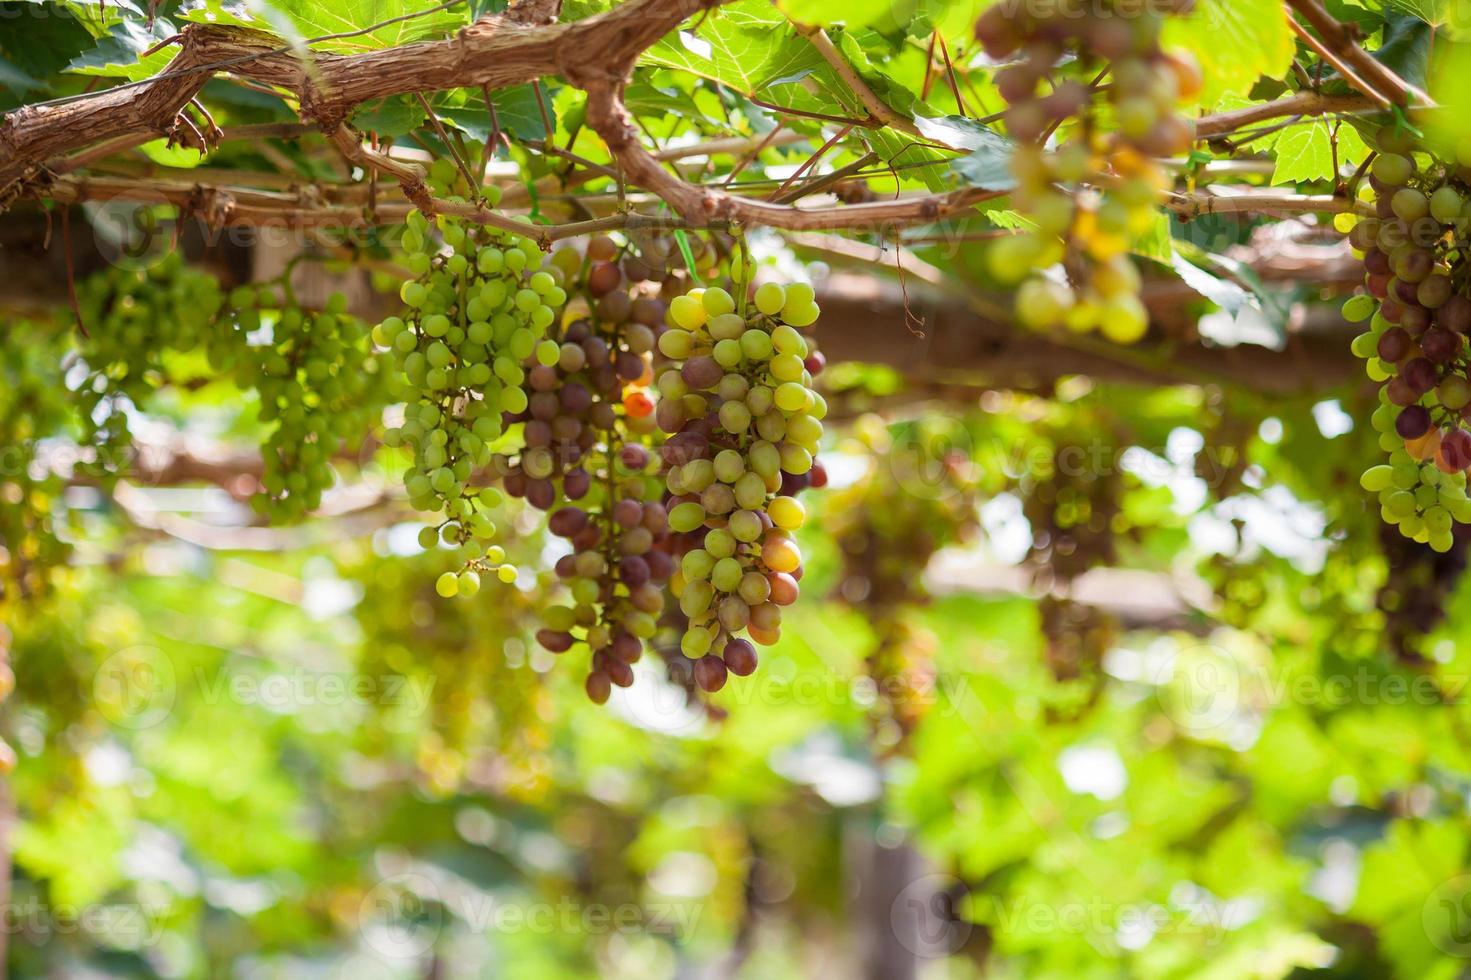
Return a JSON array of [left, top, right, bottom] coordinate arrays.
[[729, 510, 763, 542], [683, 549, 715, 581], [711, 557, 743, 593], [1392, 188, 1430, 222], [703, 286, 736, 316], [740, 329, 774, 361], [786, 414, 823, 448], [771, 324, 805, 355], [779, 443, 812, 475], [774, 382, 813, 414], [1431, 186, 1465, 224], [401, 281, 428, 307], [738, 571, 771, 605], [1425, 505, 1453, 535], [714, 449, 746, 483], [709, 313, 745, 340], [1360, 465, 1394, 492], [714, 339, 744, 368], [705, 527, 736, 558], [755, 282, 786, 315], [770, 353, 805, 382], [669, 501, 707, 532], [719, 400, 753, 433], [749, 441, 781, 479], [682, 458, 716, 492], [781, 302, 819, 327], [680, 580, 715, 617], [1371, 153, 1412, 186], [746, 386, 775, 416], [659, 330, 694, 359], [436, 571, 460, 597], [670, 295, 706, 330], [681, 627, 713, 658]]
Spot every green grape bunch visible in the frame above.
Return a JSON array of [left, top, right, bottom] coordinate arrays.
[[0, 323, 76, 606], [656, 281, 827, 692], [229, 286, 387, 521], [72, 254, 227, 477], [376, 209, 567, 597], [1345, 125, 1471, 552]]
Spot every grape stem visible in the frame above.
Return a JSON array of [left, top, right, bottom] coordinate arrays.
[[1283, 0, 1433, 108]]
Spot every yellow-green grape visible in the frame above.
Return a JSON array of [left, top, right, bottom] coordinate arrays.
[[657, 278, 826, 683]]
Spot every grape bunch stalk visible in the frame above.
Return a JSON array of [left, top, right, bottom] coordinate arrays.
[[656, 281, 828, 693], [1346, 126, 1471, 552], [977, 0, 1199, 343], [376, 209, 567, 596], [503, 237, 679, 703]]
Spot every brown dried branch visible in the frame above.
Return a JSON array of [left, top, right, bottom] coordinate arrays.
[[1284, 0, 1432, 107], [1194, 91, 1375, 139], [584, 81, 1001, 231], [0, 0, 723, 189]]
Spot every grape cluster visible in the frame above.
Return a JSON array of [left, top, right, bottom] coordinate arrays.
[[656, 281, 827, 692], [1376, 520, 1469, 662], [377, 209, 565, 595], [977, 1, 1199, 343], [505, 238, 678, 702], [74, 254, 227, 474], [0, 322, 74, 606], [827, 417, 977, 748], [231, 287, 385, 521], [1347, 127, 1471, 552]]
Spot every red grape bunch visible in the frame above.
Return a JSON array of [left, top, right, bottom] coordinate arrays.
[[1347, 126, 1471, 553], [976, 0, 1199, 344], [510, 237, 679, 703]]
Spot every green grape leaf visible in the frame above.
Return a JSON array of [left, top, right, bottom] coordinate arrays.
[[1268, 121, 1335, 185], [432, 84, 555, 142], [67, 16, 178, 81], [1131, 211, 1175, 263], [1374, 14, 1437, 88], [467, 0, 507, 20], [948, 141, 1015, 191], [642, 0, 825, 95], [177, 0, 464, 52], [1162, 0, 1296, 104], [350, 94, 425, 137], [1170, 252, 1252, 314], [0, 8, 94, 88], [914, 115, 1008, 153], [775, 0, 891, 30]]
